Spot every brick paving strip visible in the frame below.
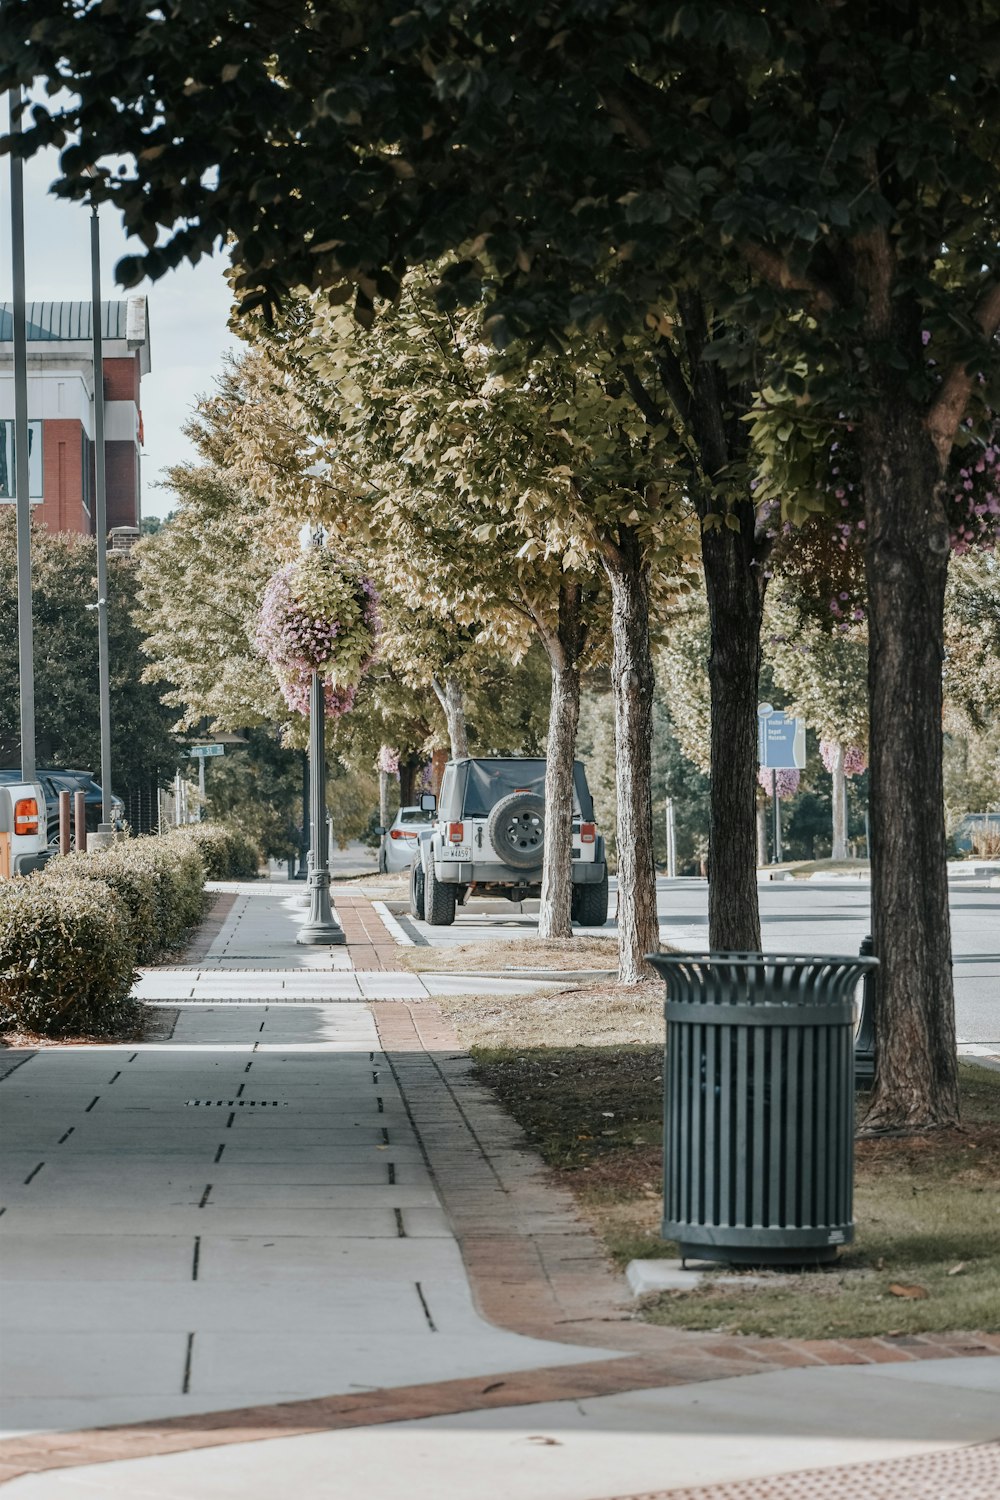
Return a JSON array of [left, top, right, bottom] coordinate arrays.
[[335, 891, 403, 970], [2, 909, 997, 1489], [603, 1438, 1000, 1500]]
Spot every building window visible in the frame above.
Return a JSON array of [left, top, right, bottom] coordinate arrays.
[[81, 434, 93, 516], [0, 420, 43, 501]]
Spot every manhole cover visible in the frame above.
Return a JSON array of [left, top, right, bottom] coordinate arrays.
[[185, 1100, 287, 1107]]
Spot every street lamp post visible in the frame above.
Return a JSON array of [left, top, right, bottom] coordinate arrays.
[[297, 523, 345, 946]]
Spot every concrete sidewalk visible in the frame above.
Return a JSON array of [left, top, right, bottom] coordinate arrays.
[[1, 879, 998, 1498]]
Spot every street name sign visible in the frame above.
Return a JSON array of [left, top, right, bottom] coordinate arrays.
[[187, 744, 225, 759]]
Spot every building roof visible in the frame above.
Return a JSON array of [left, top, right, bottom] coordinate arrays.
[[0, 300, 140, 343]]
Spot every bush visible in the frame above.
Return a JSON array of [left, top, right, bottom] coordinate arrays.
[[138, 833, 207, 946], [44, 833, 207, 958], [174, 823, 262, 880], [0, 875, 139, 1038]]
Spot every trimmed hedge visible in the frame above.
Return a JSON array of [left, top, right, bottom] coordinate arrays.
[[0, 874, 139, 1038], [1, 832, 210, 1038], [173, 823, 262, 881], [42, 835, 205, 962]]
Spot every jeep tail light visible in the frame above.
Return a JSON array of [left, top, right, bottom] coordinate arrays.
[[15, 798, 39, 836], [580, 822, 596, 844], [448, 821, 465, 844]]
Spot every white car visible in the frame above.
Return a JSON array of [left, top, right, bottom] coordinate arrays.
[[377, 804, 436, 874], [0, 780, 52, 878]]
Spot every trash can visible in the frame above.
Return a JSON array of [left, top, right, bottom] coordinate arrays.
[[648, 951, 878, 1266]]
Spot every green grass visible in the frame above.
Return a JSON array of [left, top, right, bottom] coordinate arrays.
[[471, 1049, 1000, 1338]]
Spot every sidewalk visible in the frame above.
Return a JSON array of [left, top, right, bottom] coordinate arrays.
[[0, 881, 997, 1498]]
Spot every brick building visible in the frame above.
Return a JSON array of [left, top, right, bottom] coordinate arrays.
[[0, 299, 150, 536]]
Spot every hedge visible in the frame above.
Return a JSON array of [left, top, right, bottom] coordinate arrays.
[[172, 823, 262, 881], [0, 874, 139, 1037], [42, 835, 205, 962], [1, 831, 212, 1038]]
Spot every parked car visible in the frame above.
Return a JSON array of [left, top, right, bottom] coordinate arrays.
[[0, 768, 125, 848], [377, 804, 437, 873], [409, 756, 609, 927], [0, 777, 51, 877]]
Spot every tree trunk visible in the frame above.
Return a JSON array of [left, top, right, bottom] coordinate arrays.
[[432, 674, 469, 759], [701, 512, 766, 951], [678, 289, 766, 953], [537, 580, 586, 940], [830, 742, 848, 861], [601, 527, 659, 983], [860, 397, 958, 1131], [378, 768, 391, 830], [398, 755, 418, 808]]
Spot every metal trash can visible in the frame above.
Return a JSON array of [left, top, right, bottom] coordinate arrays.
[[648, 951, 878, 1266]]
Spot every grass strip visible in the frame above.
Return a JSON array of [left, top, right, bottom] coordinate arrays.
[[471, 1041, 1000, 1339]]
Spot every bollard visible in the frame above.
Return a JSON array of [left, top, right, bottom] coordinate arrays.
[[74, 790, 87, 853], [59, 790, 72, 856]]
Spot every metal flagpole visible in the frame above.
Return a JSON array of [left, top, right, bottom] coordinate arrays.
[[89, 199, 115, 841], [8, 87, 36, 783]]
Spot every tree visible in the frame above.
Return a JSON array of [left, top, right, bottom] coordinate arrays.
[[11, 2, 999, 1121], [135, 462, 287, 731], [238, 288, 696, 965], [0, 512, 176, 799]]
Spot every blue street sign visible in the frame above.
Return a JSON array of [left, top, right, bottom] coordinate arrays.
[[758, 711, 806, 770]]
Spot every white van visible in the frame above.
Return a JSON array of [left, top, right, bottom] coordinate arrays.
[[0, 781, 51, 878]]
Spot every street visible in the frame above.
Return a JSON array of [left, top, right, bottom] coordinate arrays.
[[399, 875, 1000, 1047]]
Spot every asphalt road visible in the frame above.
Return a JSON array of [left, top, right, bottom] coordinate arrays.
[[406, 875, 1000, 1048]]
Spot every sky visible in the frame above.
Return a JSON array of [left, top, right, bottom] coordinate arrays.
[[1, 147, 240, 517]]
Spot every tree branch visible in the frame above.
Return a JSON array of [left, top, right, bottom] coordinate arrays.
[[740, 242, 837, 315], [598, 90, 653, 151], [925, 279, 1000, 468]]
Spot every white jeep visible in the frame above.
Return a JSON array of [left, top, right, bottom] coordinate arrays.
[[409, 756, 609, 927]]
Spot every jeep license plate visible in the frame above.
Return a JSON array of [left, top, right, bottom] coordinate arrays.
[[446, 846, 471, 860]]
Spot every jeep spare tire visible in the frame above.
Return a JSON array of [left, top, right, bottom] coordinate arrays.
[[487, 792, 546, 869]]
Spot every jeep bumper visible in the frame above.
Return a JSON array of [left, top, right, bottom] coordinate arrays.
[[433, 860, 606, 886]]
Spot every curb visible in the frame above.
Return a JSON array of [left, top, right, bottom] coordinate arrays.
[[371, 899, 415, 947]]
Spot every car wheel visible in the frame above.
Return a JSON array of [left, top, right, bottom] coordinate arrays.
[[487, 792, 546, 870], [423, 863, 457, 926], [571, 870, 609, 927], [409, 860, 425, 919]]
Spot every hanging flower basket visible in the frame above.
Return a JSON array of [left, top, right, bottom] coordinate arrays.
[[819, 741, 868, 777], [758, 767, 801, 800], [256, 549, 380, 718], [377, 745, 400, 776]]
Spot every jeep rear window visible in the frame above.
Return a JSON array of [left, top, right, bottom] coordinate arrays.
[[461, 759, 588, 817]]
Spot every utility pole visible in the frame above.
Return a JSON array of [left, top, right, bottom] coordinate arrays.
[[8, 87, 35, 783]]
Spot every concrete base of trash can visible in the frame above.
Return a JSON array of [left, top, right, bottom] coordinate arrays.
[[674, 1239, 842, 1267]]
